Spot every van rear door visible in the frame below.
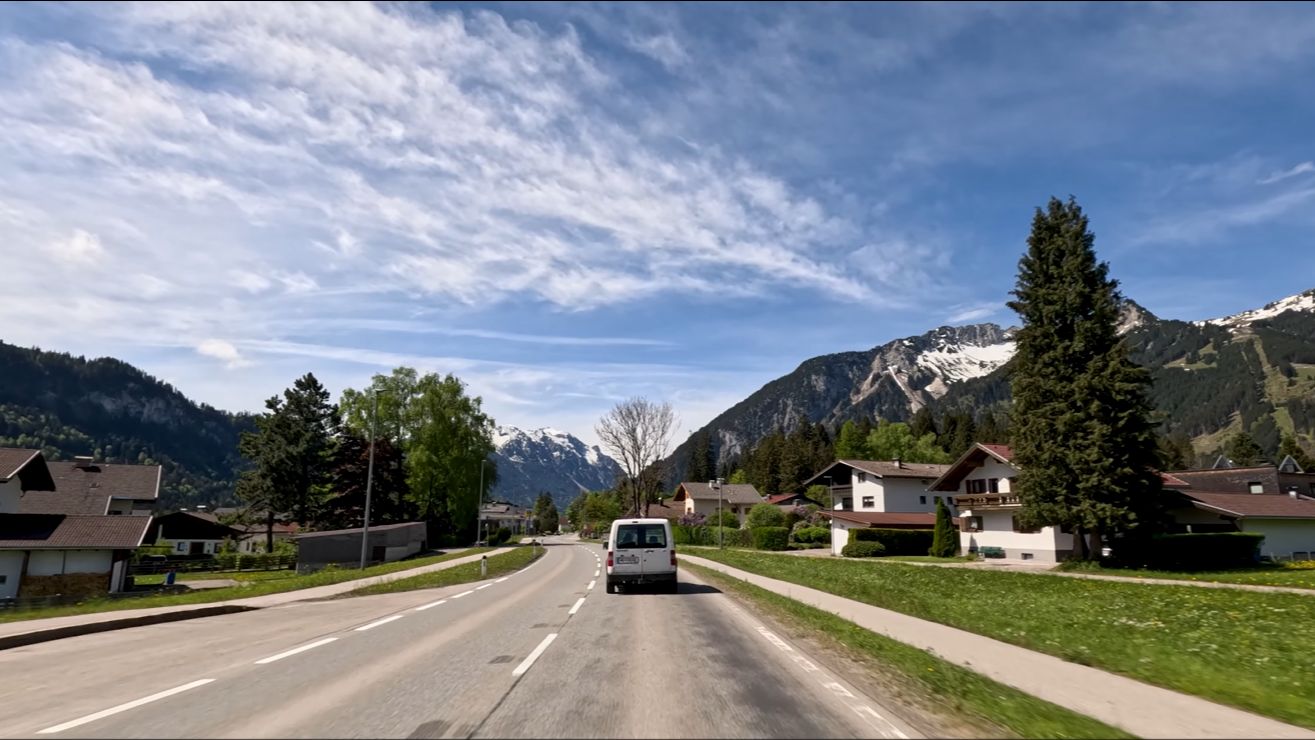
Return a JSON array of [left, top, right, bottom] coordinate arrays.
[[638, 523, 670, 577], [612, 523, 645, 576]]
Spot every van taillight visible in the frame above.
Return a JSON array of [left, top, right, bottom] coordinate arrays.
[[670, 550, 677, 567], [607, 551, 613, 568]]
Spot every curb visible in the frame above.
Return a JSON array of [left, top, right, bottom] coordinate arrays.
[[0, 605, 258, 651]]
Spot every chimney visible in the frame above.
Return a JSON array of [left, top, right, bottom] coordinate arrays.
[[893, 458, 902, 469], [74, 455, 95, 469]]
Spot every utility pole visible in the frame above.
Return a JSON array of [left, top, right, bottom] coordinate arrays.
[[711, 477, 725, 549], [359, 388, 379, 570]]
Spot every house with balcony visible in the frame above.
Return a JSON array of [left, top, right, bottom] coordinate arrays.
[[1, 450, 156, 600], [803, 459, 953, 556], [671, 482, 764, 525]]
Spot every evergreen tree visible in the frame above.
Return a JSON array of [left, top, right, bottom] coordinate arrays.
[[975, 411, 1006, 444], [533, 492, 559, 534], [779, 415, 816, 492], [909, 407, 938, 441], [812, 422, 835, 475], [685, 430, 712, 484], [945, 412, 977, 458], [1278, 433, 1314, 471], [1007, 197, 1165, 559], [322, 432, 409, 529], [929, 498, 959, 557], [1156, 433, 1189, 471], [834, 420, 868, 459], [1225, 431, 1266, 466]]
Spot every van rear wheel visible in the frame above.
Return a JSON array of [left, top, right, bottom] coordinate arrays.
[[605, 580, 616, 594]]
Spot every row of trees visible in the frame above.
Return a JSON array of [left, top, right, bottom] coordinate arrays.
[[236, 368, 497, 550]]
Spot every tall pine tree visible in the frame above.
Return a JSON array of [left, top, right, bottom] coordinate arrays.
[[1008, 197, 1164, 559], [1278, 433, 1313, 471], [1225, 431, 1266, 466]]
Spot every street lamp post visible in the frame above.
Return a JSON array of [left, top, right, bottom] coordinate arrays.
[[710, 477, 725, 549], [476, 459, 490, 545], [359, 388, 380, 570]]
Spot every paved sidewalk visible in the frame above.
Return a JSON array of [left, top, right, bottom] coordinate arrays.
[[682, 553, 1315, 740], [0, 547, 513, 647], [780, 547, 1315, 596]]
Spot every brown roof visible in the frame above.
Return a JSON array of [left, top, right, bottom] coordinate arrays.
[[841, 460, 952, 479], [0, 448, 56, 491], [0, 448, 41, 480], [675, 482, 763, 505], [929, 443, 1020, 491], [1179, 490, 1315, 519], [825, 511, 956, 528], [1160, 472, 1192, 488], [0, 514, 152, 549], [646, 500, 686, 519], [979, 444, 1015, 462], [20, 461, 161, 516]]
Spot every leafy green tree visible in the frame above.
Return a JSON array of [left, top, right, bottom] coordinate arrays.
[[1278, 433, 1313, 471], [865, 421, 951, 464], [1007, 197, 1165, 559], [747, 502, 787, 528], [834, 420, 868, 459], [727, 468, 748, 484], [405, 373, 496, 541], [1225, 431, 1266, 466], [805, 484, 830, 505], [582, 490, 622, 534], [708, 509, 739, 528], [533, 492, 560, 534], [237, 373, 339, 549], [929, 498, 959, 557]]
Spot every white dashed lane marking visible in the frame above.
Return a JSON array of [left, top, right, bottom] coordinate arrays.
[[569, 597, 586, 615], [355, 615, 404, 632], [254, 638, 338, 665], [512, 633, 558, 677], [415, 598, 447, 611], [37, 679, 216, 734]]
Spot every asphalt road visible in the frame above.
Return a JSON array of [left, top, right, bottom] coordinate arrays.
[[0, 537, 916, 739]]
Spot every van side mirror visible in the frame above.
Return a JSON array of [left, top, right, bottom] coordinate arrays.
[[602, 540, 609, 549]]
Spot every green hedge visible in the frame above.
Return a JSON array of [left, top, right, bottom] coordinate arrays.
[[747, 503, 787, 529], [1115, 532, 1264, 570], [673, 525, 751, 547], [852, 528, 935, 556], [842, 541, 886, 558], [791, 526, 831, 544], [752, 526, 790, 551]]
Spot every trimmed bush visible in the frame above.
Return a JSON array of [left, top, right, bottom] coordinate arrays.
[[930, 499, 959, 557], [792, 526, 831, 545], [1115, 532, 1264, 571], [852, 528, 935, 556], [708, 510, 740, 528], [842, 541, 886, 558], [712, 526, 752, 548], [752, 526, 790, 551], [747, 503, 787, 529]]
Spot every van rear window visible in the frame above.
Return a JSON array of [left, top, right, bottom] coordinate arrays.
[[615, 524, 667, 549]]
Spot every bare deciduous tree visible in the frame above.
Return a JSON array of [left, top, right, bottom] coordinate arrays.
[[595, 397, 677, 517]]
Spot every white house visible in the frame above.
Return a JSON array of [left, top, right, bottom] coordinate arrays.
[[803, 459, 953, 556], [1, 449, 154, 600], [144, 511, 243, 556], [928, 444, 1076, 563], [671, 482, 765, 525]]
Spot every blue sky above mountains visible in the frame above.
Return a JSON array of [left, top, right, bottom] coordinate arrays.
[[2, 2, 1313, 445]]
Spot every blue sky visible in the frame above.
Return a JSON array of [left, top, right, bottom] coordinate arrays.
[[2, 2, 1314, 446]]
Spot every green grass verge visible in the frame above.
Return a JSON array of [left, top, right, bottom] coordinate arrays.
[[684, 563, 1128, 739], [884, 555, 978, 563], [346, 545, 543, 597], [1055, 561, 1315, 590], [0, 548, 492, 624], [133, 569, 301, 586], [689, 549, 1315, 729]]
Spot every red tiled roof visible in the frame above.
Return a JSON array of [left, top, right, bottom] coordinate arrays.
[[1180, 490, 1315, 519], [1159, 472, 1192, 488], [825, 511, 956, 528], [0, 514, 151, 549], [979, 444, 1015, 462]]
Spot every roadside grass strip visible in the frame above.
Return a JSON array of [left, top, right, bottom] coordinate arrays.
[[1053, 560, 1315, 591], [344, 546, 543, 597], [685, 563, 1128, 740], [1, 547, 494, 624], [691, 549, 1315, 730]]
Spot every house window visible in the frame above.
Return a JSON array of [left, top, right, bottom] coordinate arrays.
[[966, 479, 987, 494], [857, 472, 866, 483], [988, 478, 1000, 493], [967, 516, 983, 532], [1021, 553, 1034, 561], [1248, 482, 1263, 494], [175, 542, 187, 553], [1012, 516, 1040, 534], [842, 498, 853, 510], [862, 496, 875, 508], [919, 495, 926, 505]]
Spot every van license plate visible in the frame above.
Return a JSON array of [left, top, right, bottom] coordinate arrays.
[[617, 554, 639, 564]]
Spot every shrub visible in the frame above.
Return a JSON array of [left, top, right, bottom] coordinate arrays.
[[708, 510, 740, 528], [929, 499, 959, 557], [748, 503, 787, 529], [708, 526, 752, 548], [752, 526, 790, 551], [792, 526, 831, 544], [842, 541, 886, 558], [852, 528, 935, 556], [678, 512, 706, 527], [1114, 532, 1264, 571]]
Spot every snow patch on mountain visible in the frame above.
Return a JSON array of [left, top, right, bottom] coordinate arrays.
[[489, 425, 621, 508], [1200, 289, 1315, 328], [915, 341, 1016, 383]]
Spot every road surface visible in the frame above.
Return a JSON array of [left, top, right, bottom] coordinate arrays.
[[0, 537, 916, 739]]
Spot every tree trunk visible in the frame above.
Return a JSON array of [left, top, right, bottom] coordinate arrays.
[[1089, 530, 1104, 561], [1071, 525, 1090, 561], [266, 509, 275, 554]]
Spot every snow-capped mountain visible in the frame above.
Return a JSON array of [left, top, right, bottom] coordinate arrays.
[[489, 426, 622, 508], [1199, 288, 1315, 328]]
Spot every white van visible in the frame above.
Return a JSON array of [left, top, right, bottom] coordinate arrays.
[[604, 518, 677, 594]]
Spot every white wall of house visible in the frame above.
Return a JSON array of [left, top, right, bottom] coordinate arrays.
[[0, 477, 21, 514], [963, 459, 1017, 494], [1238, 519, 1315, 559], [26, 549, 113, 576], [0, 550, 22, 599], [168, 539, 224, 555], [688, 498, 749, 524], [830, 519, 864, 556], [958, 509, 1072, 562]]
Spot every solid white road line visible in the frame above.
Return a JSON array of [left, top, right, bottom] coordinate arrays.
[[512, 633, 558, 677], [476, 583, 492, 590], [853, 706, 909, 739], [38, 679, 216, 734], [355, 615, 404, 632], [593, 570, 600, 577], [450, 589, 475, 599], [495, 577, 508, 583], [587, 580, 596, 590], [568, 597, 586, 615], [254, 637, 338, 664], [415, 598, 447, 611]]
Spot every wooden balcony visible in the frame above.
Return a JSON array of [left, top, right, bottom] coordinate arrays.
[[954, 493, 1021, 510]]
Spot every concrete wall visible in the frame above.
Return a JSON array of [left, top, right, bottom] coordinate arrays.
[[0, 477, 20, 514], [297, 522, 427, 567], [1239, 519, 1315, 559], [830, 519, 860, 556], [958, 509, 1071, 562], [0, 551, 22, 599]]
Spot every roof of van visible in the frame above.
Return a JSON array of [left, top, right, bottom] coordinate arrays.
[[612, 518, 670, 524]]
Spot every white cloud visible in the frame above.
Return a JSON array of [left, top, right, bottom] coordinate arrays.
[[196, 339, 251, 368], [1259, 161, 1315, 185], [946, 303, 1000, 324], [46, 229, 105, 263]]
